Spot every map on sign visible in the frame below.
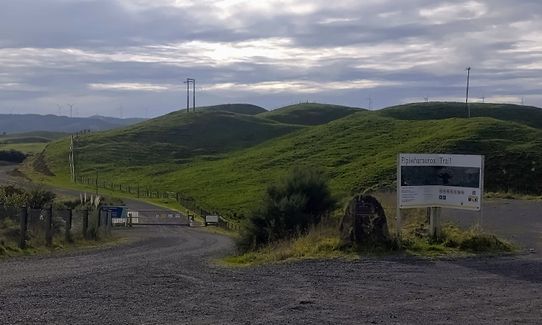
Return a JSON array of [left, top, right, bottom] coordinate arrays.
[[398, 154, 484, 211]]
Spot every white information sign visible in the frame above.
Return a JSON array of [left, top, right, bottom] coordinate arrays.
[[205, 215, 219, 224], [398, 153, 484, 211]]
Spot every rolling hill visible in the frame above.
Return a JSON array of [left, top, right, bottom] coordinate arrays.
[[35, 102, 542, 216], [43, 104, 302, 172], [0, 114, 145, 134], [380, 102, 542, 129], [260, 103, 363, 125], [200, 103, 267, 115], [0, 131, 70, 155]]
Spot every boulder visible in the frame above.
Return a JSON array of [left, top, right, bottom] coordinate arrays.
[[339, 194, 390, 247]]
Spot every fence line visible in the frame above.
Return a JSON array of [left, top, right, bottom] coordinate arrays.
[[0, 205, 114, 249], [75, 175, 240, 231]]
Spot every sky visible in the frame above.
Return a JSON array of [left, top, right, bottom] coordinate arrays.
[[0, 0, 541, 117]]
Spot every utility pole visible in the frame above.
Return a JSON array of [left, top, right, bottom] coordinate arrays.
[[183, 78, 196, 112], [465, 67, 471, 118], [69, 135, 75, 182], [192, 79, 196, 112], [185, 78, 190, 112], [68, 104, 74, 118]]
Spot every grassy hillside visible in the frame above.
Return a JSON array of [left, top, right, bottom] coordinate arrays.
[[43, 105, 302, 176], [260, 103, 363, 125], [37, 102, 542, 216], [200, 103, 267, 115], [0, 131, 70, 155], [143, 115, 542, 213], [380, 102, 542, 129], [0, 131, 68, 141], [0, 114, 144, 134]]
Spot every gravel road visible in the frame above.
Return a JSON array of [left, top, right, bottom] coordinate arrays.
[[1, 163, 542, 324], [1, 225, 541, 324]]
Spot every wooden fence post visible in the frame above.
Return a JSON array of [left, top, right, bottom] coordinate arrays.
[[94, 208, 101, 241], [82, 209, 89, 239], [97, 208, 102, 229], [65, 209, 73, 243], [46, 205, 53, 247], [19, 207, 28, 249]]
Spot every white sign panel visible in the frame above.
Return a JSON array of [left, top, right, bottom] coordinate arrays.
[[205, 215, 219, 224], [398, 153, 484, 211]]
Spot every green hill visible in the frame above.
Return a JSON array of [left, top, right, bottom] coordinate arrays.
[[43, 105, 302, 175], [0, 131, 68, 144], [128, 114, 541, 214], [36, 101, 542, 216], [200, 103, 267, 115], [0, 113, 144, 134], [380, 102, 542, 129], [0, 131, 70, 155], [260, 103, 363, 125]]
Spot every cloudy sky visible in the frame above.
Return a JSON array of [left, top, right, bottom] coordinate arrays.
[[1, 0, 541, 117]]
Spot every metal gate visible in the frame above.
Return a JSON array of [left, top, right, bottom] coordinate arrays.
[[127, 209, 189, 226]]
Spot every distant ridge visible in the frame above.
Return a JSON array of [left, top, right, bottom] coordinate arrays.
[[0, 114, 145, 134], [198, 104, 267, 115], [260, 103, 363, 125], [380, 102, 542, 129]]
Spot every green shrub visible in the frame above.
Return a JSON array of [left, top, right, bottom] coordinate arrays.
[[0, 186, 55, 208], [237, 166, 336, 252], [26, 188, 56, 209]]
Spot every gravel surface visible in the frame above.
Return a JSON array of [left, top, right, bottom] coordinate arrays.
[[1, 225, 542, 324]]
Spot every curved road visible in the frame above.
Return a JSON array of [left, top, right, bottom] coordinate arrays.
[[1, 163, 542, 324]]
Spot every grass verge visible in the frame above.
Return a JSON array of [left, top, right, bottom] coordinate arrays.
[[0, 233, 127, 259], [221, 224, 355, 267], [401, 224, 514, 257], [222, 221, 515, 267]]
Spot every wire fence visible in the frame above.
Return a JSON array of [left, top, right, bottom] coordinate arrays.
[[75, 175, 241, 231]]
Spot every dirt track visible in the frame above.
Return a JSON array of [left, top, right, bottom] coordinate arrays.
[[1, 163, 542, 323]]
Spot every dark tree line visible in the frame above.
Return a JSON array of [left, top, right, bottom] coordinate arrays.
[[0, 150, 27, 163]]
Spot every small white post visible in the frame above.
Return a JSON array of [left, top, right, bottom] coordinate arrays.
[[430, 207, 442, 238], [478, 156, 485, 230]]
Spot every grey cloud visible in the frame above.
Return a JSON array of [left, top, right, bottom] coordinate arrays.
[[0, 0, 541, 117]]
